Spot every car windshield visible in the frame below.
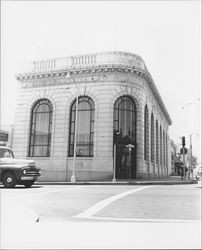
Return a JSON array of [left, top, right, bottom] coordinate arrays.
[[0, 149, 14, 159]]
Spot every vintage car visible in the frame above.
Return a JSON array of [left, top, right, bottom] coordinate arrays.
[[0, 146, 41, 188]]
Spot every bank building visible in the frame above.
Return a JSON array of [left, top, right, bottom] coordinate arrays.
[[13, 51, 172, 181]]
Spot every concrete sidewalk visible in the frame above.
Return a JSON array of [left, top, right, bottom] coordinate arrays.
[[2, 220, 201, 249], [35, 176, 198, 185]]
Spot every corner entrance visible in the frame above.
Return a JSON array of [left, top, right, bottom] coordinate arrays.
[[116, 144, 136, 179]]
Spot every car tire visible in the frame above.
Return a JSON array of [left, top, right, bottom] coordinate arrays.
[[2, 171, 17, 188], [23, 180, 35, 188]]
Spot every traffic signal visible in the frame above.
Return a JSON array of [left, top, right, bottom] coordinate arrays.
[[114, 130, 122, 144], [182, 136, 185, 147]]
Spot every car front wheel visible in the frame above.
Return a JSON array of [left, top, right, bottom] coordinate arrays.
[[23, 180, 35, 188], [2, 171, 17, 188]]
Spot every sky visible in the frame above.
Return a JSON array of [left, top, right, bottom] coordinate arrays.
[[1, 1, 201, 163]]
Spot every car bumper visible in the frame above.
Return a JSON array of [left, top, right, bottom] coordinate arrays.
[[21, 176, 38, 181]]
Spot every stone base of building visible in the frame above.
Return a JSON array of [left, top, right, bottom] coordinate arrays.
[[37, 170, 169, 182], [33, 157, 168, 182]]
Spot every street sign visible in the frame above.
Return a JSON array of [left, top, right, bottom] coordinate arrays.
[[180, 147, 187, 154]]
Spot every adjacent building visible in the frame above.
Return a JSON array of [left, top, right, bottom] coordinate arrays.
[[170, 140, 183, 176], [13, 51, 172, 181]]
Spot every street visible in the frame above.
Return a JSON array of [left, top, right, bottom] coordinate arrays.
[[1, 182, 201, 249]]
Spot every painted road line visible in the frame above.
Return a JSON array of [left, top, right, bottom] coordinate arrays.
[[73, 186, 151, 218], [89, 216, 200, 223]]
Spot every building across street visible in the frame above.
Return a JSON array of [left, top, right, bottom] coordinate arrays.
[[13, 51, 172, 181]]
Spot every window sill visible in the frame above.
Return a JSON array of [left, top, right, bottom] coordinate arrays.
[[67, 157, 93, 160], [27, 157, 51, 160]]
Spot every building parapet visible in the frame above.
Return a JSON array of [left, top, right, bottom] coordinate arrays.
[[19, 51, 147, 73]]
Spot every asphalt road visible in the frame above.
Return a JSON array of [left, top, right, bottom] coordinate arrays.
[[1, 182, 201, 249]]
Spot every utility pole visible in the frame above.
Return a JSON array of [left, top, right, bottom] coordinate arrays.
[[182, 136, 186, 180], [112, 144, 116, 182], [113, 130, 122, 182], [183, 147, 185, 180], [67, 72, 79, 183], [10, 125, 14, 149]]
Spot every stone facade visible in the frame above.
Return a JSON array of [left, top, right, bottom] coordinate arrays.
[[13, 51, 172, 181]]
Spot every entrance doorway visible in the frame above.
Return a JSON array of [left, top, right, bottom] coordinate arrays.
[[116, 144, 136, 179]]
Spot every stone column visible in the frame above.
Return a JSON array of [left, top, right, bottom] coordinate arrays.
[[136, 102, 145, 179], [153, 115, 156, 177], [158, 122, 161, 178], [147, 110, 151, 178]]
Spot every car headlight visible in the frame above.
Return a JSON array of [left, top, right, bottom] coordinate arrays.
[[38, 169, 41, 175], [22, 169, 27, 175]]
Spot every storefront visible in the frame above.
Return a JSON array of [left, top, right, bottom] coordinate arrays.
[[13, 51, 172, 181]]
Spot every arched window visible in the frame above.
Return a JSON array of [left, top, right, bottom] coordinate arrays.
[[144, 105, 149, 161], [114, 96, 136, 141], [160, 126, 163, 166], [151, 113, 155, 163], [69, 96, 94, 157], [156, 120, 159, 164], [29, 99, 53, 157], [163, 131, 166, 167], [166, 134, 168, 167]]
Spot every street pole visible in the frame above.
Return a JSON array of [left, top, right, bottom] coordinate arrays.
[[128, 148, 131, 180], [10, 125, 14, 149], [183, 147, 185, 180], [190, 134, 193, 180], [71, 74, 79, 183], [112, 144, 116, 182], [126, 144, 134, 180]]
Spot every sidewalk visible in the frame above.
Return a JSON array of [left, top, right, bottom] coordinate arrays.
[[35, 176, 198, 185]]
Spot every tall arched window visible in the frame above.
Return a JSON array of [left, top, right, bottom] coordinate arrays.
[[69, 96, 94, 157], [144, 105, 149, 161], [29, 99, 53, 157], [163, 131, 166, 167], [160, 126, 163, 166], [151, 113, 155, 163], [166, 134, 168, 167], [156, 120, 159, 164], [114, 96, 136, 141]]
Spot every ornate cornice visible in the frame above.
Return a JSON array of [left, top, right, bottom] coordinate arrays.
[[15, 51, 172, 125], [16, 65, 149, 81]]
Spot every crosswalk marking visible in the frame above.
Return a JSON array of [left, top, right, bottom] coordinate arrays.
[[73, 186, 151, 218]]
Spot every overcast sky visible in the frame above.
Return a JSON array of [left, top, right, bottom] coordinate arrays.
[[1, 1, 201, 162]]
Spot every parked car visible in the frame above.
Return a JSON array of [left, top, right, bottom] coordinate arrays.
[[0, 146, 41, 188]]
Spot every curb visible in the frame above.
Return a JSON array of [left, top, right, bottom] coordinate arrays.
[[35, 180, 196, 185]]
